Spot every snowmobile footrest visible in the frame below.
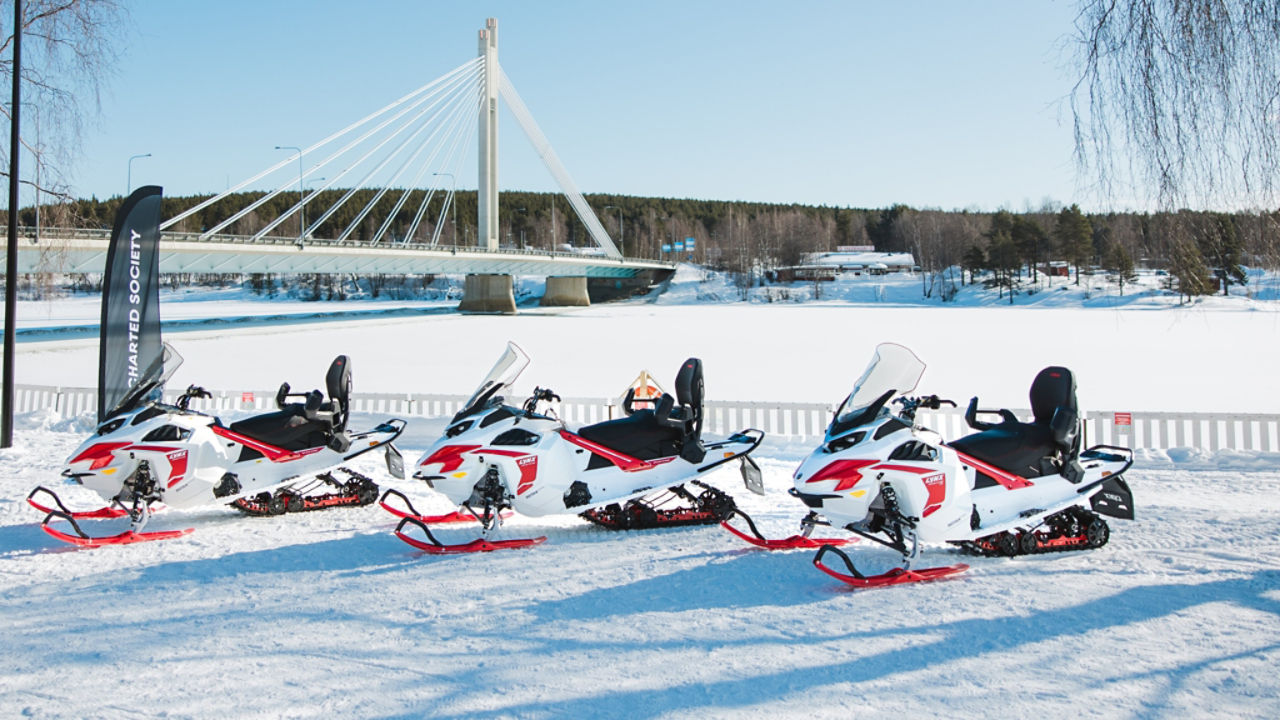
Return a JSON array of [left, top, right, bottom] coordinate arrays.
[[39, 510, 192, 548], [393, 516, 546, 555], [812, 544, 968, 588], [720, 508, 854, 550]]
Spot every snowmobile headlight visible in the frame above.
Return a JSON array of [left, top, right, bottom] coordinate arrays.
[[96, 418, 126, 436]]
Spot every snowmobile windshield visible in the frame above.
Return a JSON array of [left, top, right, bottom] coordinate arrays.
[[454, 342, 531, 423], [105, 343, 184, 420], [828, 343, 925, 437]]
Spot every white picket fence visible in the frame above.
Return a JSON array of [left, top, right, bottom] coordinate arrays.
[[11, 383, 1279, 452]]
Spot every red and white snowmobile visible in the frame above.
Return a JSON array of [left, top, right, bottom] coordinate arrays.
[[31, 344, 406, 547], [724, 343, 1134, 588], [387, 342, 764, 554]]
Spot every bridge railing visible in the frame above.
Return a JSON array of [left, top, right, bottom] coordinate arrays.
[[12, 383, 1278, 453], [19, 226, 670, 267]]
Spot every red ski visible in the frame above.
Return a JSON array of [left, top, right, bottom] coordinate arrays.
[[392, 516, 545, 554], [39, 510, 192, 548], [721, 508, 855, 550], [813, 544, 967, 588], [379, 488, 511, 524]]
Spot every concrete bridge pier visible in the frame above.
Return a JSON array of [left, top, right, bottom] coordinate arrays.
[[540, 276, 591, 307], [458, 273, 517, 314]]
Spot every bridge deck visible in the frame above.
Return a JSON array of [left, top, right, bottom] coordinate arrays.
[[4, 228, 674, 277]]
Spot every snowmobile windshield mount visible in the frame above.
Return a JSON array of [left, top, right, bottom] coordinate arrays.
[[828, 343, 925, 438], [104, 342, 184, 421], [453, 342, 531, 423]]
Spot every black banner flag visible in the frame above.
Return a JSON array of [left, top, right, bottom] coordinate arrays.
[[97, 186, 164, 422]]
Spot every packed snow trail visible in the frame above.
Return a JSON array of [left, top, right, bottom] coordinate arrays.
[[1, 415, 1278, 718]]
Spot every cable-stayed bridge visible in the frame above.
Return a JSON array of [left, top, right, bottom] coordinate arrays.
[[7, 18, 672, 311]]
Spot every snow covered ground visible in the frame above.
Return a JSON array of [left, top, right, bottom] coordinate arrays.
[[1, 268, 1278, 718]]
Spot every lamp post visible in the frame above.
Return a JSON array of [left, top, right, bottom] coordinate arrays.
[[126, 153, 151, 195], [275, 145, 305, 239], [432, 172, 457, 245], [4, 101, 40, 243], [604, 205, 623, 255]]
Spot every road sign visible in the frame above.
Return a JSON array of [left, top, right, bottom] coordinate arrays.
[[685, 237, 696, 249]]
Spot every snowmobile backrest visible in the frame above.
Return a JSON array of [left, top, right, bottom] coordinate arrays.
[[1029, 366, 1077, 427], [674, 358, 703, 417], [324, 355, 352, 432]]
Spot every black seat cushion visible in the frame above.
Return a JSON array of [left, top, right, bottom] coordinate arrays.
[[577, 410, 684, 461], [949, 423, 1059, 479], [229, 405, 331, 452]]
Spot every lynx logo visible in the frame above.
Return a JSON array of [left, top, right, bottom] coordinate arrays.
[[515, 455, 539, 496], [165, 449, 190, 488], [921, 472, 947, 518]]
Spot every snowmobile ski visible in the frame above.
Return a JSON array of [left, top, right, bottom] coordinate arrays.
[[392, 516, 546, 554], [38, 509, 192, 548], [720, 507, 856, 550], [231, 469, 379, 517], [27, 486, 128, 519], [579, 481, 736, 530], [813, 544, 968, 588], [379, 488, 513, 524]]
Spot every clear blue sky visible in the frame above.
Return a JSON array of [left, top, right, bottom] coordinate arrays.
[[71, 0, 1106, 211]]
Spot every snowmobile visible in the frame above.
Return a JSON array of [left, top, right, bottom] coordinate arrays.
[[387, 342, 764, 553], [30, 344, 407, 547], [723, 343, 1134, 588]]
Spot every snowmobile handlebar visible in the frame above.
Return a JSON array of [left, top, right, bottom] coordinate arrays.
[[176, 385, 212, 410], [892, 394, 957, 420], [522, 387, 561, 413]]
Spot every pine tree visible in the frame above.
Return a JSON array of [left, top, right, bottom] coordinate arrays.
[[1102, 241, 1137, 295], [1054, 204, 1094, 285], [1168, 239, 1215, 302]]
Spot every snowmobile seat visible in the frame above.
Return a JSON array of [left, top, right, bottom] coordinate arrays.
[[229, 404, 331, 452], [949, 366, 1083, 482], [577, 358, 707, 464], [576, 402, 684, 461]]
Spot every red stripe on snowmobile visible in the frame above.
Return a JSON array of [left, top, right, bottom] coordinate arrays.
[[805, 458, 877, 492], [208, 426, 309, 463], [951, 449, 1034, 489], [69, 442, 130, 470], [418, 444, 482, 473], [557, 430, 670, 472], [872, 463, 935, 474]]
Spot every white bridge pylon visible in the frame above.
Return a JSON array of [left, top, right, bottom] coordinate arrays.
[[161, 17, 622, 260]]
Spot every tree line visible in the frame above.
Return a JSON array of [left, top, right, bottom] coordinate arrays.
[[10, 191, 1279, 303]]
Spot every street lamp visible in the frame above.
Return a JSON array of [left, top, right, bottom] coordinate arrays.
[[127, 153, 151, 195], [275, 145, 305, 240], [432, 172, 457, 245], [604, 205, 623, 255]]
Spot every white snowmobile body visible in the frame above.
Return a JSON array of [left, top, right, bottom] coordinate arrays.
[[413, 343, 762, 520], [58, 346, 404, 513], [792, 344, 1134, 549]]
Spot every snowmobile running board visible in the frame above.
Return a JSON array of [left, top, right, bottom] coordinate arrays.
[[27, 486, 128, 519], [392, 516, 546, 555], [379, 488, 512, 525], [812, 544, 968, 588], [720, 508, 856, 550]]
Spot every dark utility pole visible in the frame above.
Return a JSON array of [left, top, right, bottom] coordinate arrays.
[[3, 0, 21, 447]]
